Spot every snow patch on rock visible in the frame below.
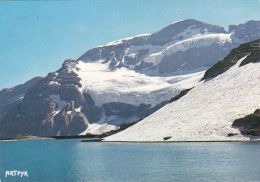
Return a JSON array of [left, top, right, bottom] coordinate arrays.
[[80, 123, 119, 135], [144, 33, 232, 66]]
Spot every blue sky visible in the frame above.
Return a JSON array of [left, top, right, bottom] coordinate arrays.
[[0, 0, 260, 89]]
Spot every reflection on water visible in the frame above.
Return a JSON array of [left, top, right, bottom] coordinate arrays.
[[0, 140, 260, 182]]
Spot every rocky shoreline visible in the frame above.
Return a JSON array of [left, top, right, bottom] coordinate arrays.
[[0, 134, 101, 141], [1, 135, 259, 143]]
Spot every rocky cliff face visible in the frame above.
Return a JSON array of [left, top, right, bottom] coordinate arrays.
[[229, 20, 260, 43], [0, 77, 42, 107], [203, 39, 260, 80], [232, 109, 260, 136], [0, 77, 42, 124], [1, 19, 260, 138], [0, 60, 88, 137]]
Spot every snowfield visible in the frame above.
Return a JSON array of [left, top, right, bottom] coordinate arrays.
[[83, 25, 233, 70], [105, 56, 260, 141], [144, 33, 232, 66], [76, 61, 205, 107], [163, 33, 232, 55], [80, 123, 119, 135]]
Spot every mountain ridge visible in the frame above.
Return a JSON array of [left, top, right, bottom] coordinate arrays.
[[0, 19, 260, 139]]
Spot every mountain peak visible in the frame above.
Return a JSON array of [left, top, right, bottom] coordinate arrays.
[[167, 19, 204, 27], [149, 19, 226, 45]]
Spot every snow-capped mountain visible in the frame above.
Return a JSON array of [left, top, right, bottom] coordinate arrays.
[[79, 19, 229, 74], [0, 19, 260, 138], [105, 39, 260, 141], [78, 19, 260, 74]]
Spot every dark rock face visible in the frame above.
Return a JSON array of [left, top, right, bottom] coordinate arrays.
[[240, 41, 260, 66], [0, 97, 57, 137], [81, 93, 102, 123], [0, 77, 42, 107], [53, 101, 88, 136], [163, 136, 172, 141], [103, 102, 138, 118], [229, 20, 260, 43], [202, 39, 260, 80], [0, 77, 42, 123], [81, 94, 168, 126], [0, 60, 88, 138], [68, 112, 88, 135], [169, 88, 192, 103], [25, 80, 60, 99], [59, 84, 84, 107], [232, 109, 260, 136]]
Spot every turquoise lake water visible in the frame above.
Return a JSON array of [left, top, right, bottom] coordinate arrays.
[[0, 140, 260, 182]]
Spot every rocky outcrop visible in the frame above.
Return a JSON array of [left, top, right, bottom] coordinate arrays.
[[202, 39, 260, 80], [59, 84, 84, 107], [81, 93, 169, 125], [53, 101, 88, 136], [0, 77, 42, 107], [232, 109, 260, 136], [169, 88, 192, 103]]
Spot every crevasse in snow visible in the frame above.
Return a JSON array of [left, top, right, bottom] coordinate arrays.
[[75, 61, 205, 107]]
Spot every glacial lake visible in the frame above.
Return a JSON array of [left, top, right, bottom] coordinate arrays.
[[0, 140, 260, 182]]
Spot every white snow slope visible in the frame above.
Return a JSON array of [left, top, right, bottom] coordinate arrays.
[[105, 56, 260, 141], [80, 123, 119, 135], [144, 33, 232, 66]]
